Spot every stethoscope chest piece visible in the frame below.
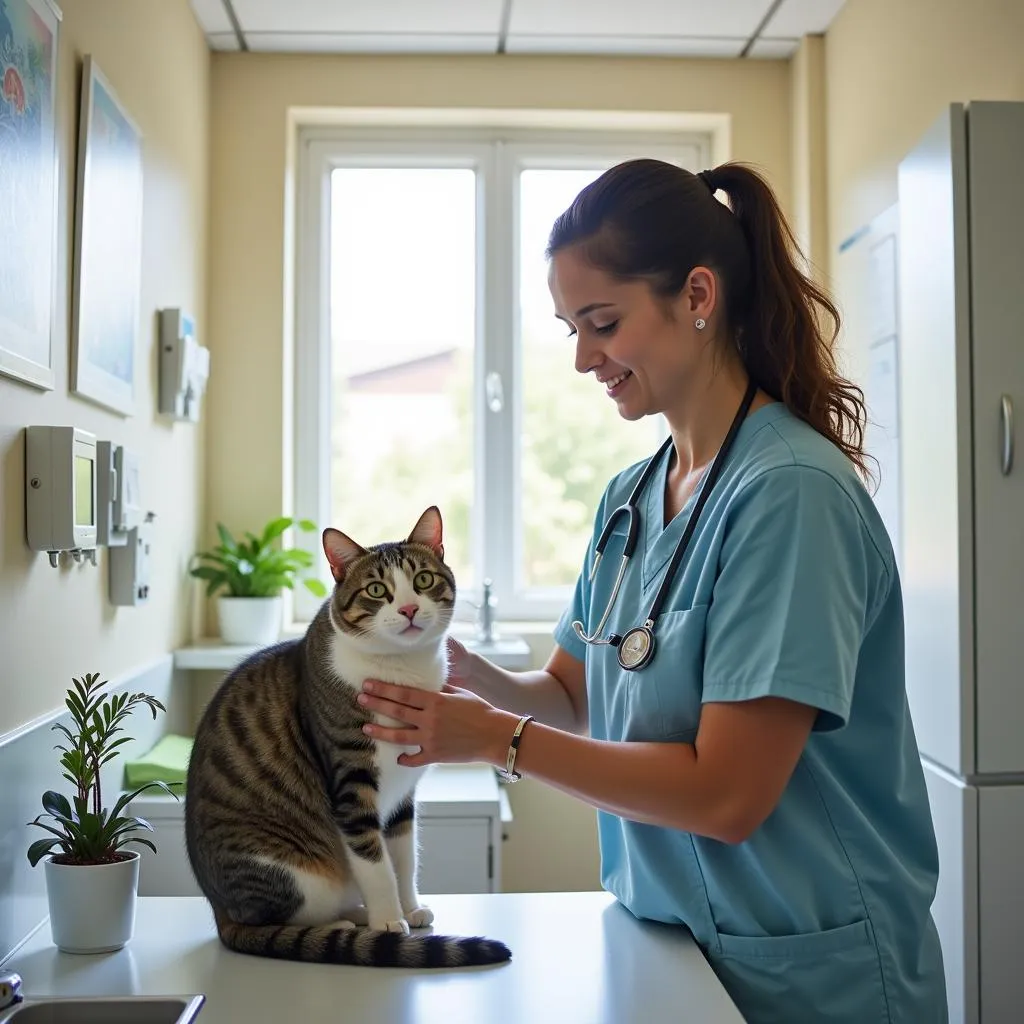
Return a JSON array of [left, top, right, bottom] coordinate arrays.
[[616, 624, 655, 671]]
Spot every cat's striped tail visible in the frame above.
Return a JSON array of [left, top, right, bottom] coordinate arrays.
[[215, 915, 511, 968]]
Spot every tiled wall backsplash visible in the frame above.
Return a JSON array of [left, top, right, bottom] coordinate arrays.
[[0, 655, 187, 963]]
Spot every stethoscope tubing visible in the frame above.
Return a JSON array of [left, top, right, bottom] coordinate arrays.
[[572, 378, 758, 668]]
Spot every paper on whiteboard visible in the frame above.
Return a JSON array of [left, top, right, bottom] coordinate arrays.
[[869, 235, 898, 343], [866, 336, 900, 559]]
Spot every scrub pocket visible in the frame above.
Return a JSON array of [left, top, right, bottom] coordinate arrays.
[[706, 919, 890, 1024], [624, 605, 709, 741]]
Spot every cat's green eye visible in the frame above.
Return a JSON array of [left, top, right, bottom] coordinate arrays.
[[365, 581, 388, 599], [413, 570, 435, 591]]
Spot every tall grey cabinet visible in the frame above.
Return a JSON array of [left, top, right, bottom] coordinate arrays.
[[898, 101, 1024, 1024]]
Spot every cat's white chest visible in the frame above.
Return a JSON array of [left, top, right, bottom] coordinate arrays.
[[329, 634, 446, 819]]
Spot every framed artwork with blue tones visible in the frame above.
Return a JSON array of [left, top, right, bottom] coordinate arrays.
[[71, 55, 143, 416], [0, 0, 61, 391]]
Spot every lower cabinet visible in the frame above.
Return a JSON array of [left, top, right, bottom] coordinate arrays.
[[130, 765, 507, 898]]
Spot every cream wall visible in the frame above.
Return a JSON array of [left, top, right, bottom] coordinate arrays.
[[205, 53, 792, 539], [0, 0, 209, 729], [204, 52, 792, 892], [789, 35, 828, 283], [825, 0, 1024, 381]]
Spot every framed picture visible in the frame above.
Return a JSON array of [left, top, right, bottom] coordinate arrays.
[[0, 0, 62, 391], [71, 54, 143, 416]]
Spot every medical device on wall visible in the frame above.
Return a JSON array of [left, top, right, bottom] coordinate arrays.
[[25, 426, 99, 567], [109, 513, 153, 606], [96, 441, 142, 547], [158, 307, 210, 422]]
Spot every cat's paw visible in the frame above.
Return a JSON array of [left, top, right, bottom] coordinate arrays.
[[338, 906, 369, 927], [333, 918, 357, 931], [405, 906, 434, 929], [376, 918, 410, 935]]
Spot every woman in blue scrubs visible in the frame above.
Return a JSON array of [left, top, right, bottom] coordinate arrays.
[[357, 158, 948, 1023]]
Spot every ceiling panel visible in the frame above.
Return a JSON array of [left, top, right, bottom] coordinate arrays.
[[761, 0, 847, 37], [507, 0, 773, 39], [244, 32, 500, 54], [207, 31, 241, 51], [505, 35, 746, 58], [231, 0, 504, 35], [747, 37, 800, 58], [189, 0, 232, 34]]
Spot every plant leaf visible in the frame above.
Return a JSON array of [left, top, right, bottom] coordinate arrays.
[[120, 836, 157, 855], [42, 791, 73, 819], [27, 819, 75, 842], [261, 517, 292, 545], [27, 838, 62, 867], [189, 566, 225, 582], [216, 522, 236, 549]]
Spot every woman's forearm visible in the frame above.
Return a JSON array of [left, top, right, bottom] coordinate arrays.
[[463, 652, 585, 734], [481, 713, 736, 838]]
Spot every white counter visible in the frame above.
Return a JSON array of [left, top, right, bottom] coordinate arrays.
[[6, 893, 744, 1023]]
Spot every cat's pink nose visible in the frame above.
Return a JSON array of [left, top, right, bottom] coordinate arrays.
[[398, 603, 419, 622]]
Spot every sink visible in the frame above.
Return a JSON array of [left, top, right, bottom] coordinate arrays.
[[0, 995, 204, 1024], [461, 634, 532, 670]]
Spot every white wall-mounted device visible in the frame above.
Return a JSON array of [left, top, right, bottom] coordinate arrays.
[[109, 516, 153, 606], [96, 441, 142, 547], [159, 308, 210, 422], [25, 426, 99, 566]]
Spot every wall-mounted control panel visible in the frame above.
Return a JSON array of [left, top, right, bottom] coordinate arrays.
[[26, 427, 151, 591], [109, 516, 153, 606], [96, 441, 142, 547], [159, 308, 210, 422], [25, 426, 98, 566]]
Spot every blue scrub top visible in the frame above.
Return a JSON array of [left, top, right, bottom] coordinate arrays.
[[555, 402, 947, 1024]]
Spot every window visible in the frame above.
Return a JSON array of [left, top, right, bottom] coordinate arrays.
[[294, 127, 707, 623]]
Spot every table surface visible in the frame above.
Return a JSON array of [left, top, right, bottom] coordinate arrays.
[[6, 892, 745, 1024]]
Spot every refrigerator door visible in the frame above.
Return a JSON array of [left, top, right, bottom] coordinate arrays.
[[965, 101, 1024, 775], [898, 105, 976, 775], [978, 782, 1024, 1022], [922, 764, 978, 1024]]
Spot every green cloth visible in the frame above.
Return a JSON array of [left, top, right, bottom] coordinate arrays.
[[123, 733, 193, 792]]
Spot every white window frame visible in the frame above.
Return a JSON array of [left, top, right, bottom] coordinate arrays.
[[292, 125, 710, 625]]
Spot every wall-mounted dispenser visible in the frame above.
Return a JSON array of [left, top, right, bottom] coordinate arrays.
[[96, 441, 142, 547], [109, 513, 154, 607], [158, 308, 209, 422], [25, 426, 99, 567]]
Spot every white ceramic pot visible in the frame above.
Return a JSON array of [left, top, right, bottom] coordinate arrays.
[[44, 852, 140, 954], [217, 595, 282, 645]]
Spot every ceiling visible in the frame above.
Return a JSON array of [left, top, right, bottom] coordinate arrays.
[[190, 0, 846, 60]]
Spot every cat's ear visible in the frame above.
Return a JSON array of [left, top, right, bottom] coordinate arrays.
[[408, 506, 444, 559], [322, 528, 366, 582]]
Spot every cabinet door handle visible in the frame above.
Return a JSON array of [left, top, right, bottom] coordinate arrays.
[[1000, 394, 1014, 476]]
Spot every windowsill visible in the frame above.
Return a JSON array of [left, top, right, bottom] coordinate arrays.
[[279, 618, 558, 644], [173, 621, 556, 673]]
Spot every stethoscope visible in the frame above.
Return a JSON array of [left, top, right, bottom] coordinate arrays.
[[573, 378, 758, 672]]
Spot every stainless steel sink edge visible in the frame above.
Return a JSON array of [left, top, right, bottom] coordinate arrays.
[[0, 993, 206, 1024]]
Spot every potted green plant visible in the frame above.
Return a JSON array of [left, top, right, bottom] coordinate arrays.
[[188, 516, 328, 644], [27, 673, 176, 954]]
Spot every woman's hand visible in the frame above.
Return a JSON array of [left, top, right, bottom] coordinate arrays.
[[358, 679, 515, 769], [445, 635, 478, 691]]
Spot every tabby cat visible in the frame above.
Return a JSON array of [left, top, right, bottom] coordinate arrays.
[[184, 506, 511, 968]]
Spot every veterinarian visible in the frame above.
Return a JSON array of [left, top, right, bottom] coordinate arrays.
[[357, 158, 948, 1024]]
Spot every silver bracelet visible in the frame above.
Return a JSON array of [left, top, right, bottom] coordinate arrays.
[[496, 715, 533, 783]]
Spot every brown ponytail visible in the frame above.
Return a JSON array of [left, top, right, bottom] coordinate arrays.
[[546, 159, 870, 479]]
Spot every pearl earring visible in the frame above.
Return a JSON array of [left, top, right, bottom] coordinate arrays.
[[695, 318, 706, 330]]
